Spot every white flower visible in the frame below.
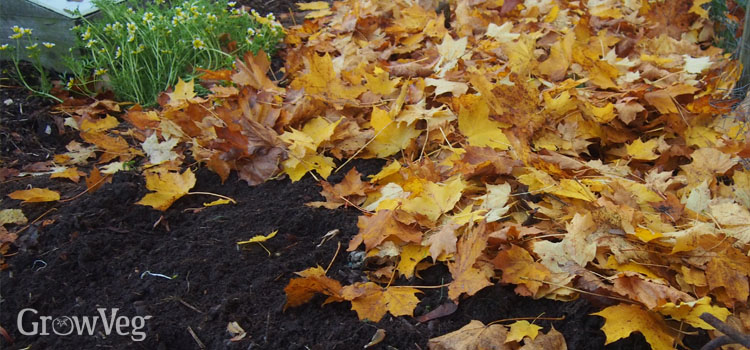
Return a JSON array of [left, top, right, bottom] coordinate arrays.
[[192, 37, 205, 49], [42, 42, 55, 48], [95, 68, 108, 76]]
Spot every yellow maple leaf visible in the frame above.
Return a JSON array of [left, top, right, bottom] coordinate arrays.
[[402, 176, 465, 222], [297, 1, 329, 10], [166, 78, 197, 107], [689, 0, 711, 18], [80, 114, 119, 133], [396, 244, 429, 279], [237, 230, 278, 245], [656, 297, 731, 330], [364, 67, 401, 95], [281, 117, 341, 181], [626, 138, 660, 160], [537, 31, 575, 81], [342, 282, 421, 322], [592, 304, 675, 350], [367, 107, 421, 157], [8, 188, 60, 203], [136, 167, 196, 211], [505, 320, 542, 343], [457, 94, 511, 150]]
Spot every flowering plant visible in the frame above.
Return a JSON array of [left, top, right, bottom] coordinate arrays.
[[65, 0, 285, 106], [1, 26, 62, 102]]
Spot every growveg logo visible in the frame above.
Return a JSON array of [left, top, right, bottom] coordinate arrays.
[[17, 308, 152, 341]]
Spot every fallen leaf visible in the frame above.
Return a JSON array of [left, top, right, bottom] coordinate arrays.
[[342, 282, 421, 322], [136, 167, 196, 211], [284, 266, 344, 309], [519, 327, 567, 350], [506, 320, 542, 343], [428, 320, 512, 350], [0, 209, 27, 226], [237, 230, 278, 245], [593, 304, 675, 350], [348, 210, 422, 251], [8, 188, 60, 203]]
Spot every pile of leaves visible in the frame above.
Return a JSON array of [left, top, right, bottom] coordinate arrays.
[[4, 0, 750, 348]]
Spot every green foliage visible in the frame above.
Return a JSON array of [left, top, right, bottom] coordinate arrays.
[[708, 0, 747, 53], [65, 0, 285, 106], [0, 26, 62, 102]]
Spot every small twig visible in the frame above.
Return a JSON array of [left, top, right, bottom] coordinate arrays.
[[12, 207, 57, 235], [699, 313, 750, 350], [324, 242, 341, 274], [187, 326, 206, 349], [176, 298, 203, 314]]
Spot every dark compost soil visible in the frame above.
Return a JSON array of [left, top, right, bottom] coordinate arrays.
[[0, 2, 713, 349]]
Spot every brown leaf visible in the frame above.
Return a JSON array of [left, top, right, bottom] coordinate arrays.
[[448, 223, 492, 300], [306, 168, 372, 209], [519, 327, 567, 350], [284, 266, 344, 309], [493, 244, 551, 296], [428, 320, 512, 350], [348, 210, 422, 251]]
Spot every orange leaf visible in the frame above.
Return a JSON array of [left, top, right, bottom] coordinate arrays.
[[341, 282, 421, 322], [448, 223, 492, 300], [8, 188, 60, 203], [284, 266, 344, 309], [348, 210, 422, 251], [493, 245, 550, 296]]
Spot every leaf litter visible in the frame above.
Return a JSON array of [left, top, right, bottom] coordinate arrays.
[[3, 0, 750, 347]]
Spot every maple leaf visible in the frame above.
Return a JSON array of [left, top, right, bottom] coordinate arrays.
[[532, 212, 597, 274], [402, 176, 466, 222], [506, 320, 542, 343], [136, 167, 196, 211], [231, 50, 283, 93], [537, 31, 575, 81], [592, 304, 675, 350], [518, 327, 567, 350], [166, 78, 204, 108], [424, 221, 459, 262], [367, 107, 421, 158], [448, 223, 492, 300], [341, 282, 421, 322], [348, 210, 422, 251], [655, 297, 731, 330], [50, 166, 84, 183], [480, 183, 511, 222], [284, 266, 344, 309], [80, 114, 119, 133], [428, 320, 512, 350], [8, 188, 60, 203], [611, 272, 694, 309], [142, 133, 180, 165], [307, 167, 372, 209], [396, 244, 429, 278], [493, 244, 551, 296], [0, 209, 27, 226], [456, 94, 511, 150]]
